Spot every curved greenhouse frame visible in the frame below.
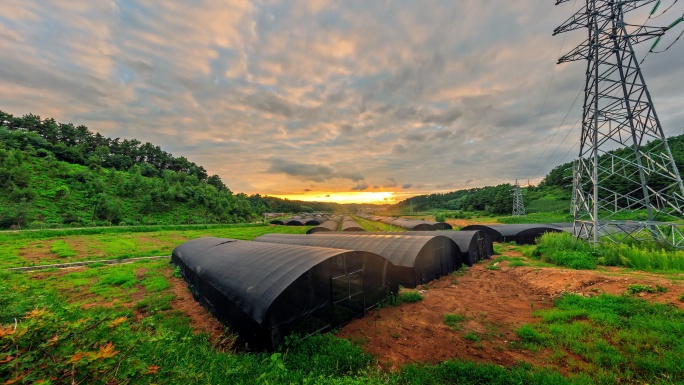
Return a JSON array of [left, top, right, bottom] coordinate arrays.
[[254, 233, 461, 287], [172, 237, 396, 349]]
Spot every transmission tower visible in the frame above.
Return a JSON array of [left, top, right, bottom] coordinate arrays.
[[512, 180, 526, 216], [554, 0, 684, 246]]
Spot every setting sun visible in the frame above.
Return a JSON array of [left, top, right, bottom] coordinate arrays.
[[270, 191, 398, 204]]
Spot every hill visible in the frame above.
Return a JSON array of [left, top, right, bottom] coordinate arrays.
[[0, 110, 338, 229], [393, 133, 684, 218]]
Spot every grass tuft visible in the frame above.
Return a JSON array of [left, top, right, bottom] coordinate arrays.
[[443, 313, 465, 330], [626, 284, 667, 295], [399, 291, 424, 303]]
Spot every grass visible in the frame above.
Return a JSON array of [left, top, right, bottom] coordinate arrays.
[[443, 313, 465, 330], [526, 232, 684, 272], [0, 224, 308, 269], [498, 211, 572, 224], [3, 224, 684, 384], [679, 292, 684, 302], [49, 239, 77, 257], [0, 257, 589, 385], [351, 215, 406, 232], [626, 284, 668, 295], [398, 291, 424, 303], [514, 293, 684, 384]]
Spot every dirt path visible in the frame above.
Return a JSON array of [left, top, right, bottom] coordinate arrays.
[[336, 249, 684, 372]]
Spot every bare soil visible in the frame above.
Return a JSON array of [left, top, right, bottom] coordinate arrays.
[[165, 269, 228, 344], [336, 247, 684, 373]]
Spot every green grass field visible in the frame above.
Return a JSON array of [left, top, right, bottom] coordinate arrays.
[[3, 224, 684, 384], [0, 224, 308, 269]]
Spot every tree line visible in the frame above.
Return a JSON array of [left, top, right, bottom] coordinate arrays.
[[0, 111, 337, 229], [395, 133, 684, 216]]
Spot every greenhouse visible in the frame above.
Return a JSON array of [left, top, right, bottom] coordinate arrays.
[[305, 219, 340, 234], [337, 231, 492, 266], [172, 237, 396, 349], [341, 217, 365, 232], [460, 224, 562, 244], [254, 233, 461, 287]]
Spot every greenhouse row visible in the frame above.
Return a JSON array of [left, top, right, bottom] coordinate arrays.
[[358, 214, 453, 231], [171, 232, 481, 349]]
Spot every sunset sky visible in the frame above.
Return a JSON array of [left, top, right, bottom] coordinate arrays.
[[1, 0, 683, 204]]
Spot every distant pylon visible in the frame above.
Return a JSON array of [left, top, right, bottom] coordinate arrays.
[[554, 0, 684, 247], [513, 180, 526, 217]]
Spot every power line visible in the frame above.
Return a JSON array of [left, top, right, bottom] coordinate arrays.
[[528, 87, 583, 178], [524, 0, 579, 178]]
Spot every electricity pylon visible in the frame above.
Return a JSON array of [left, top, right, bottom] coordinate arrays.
[[512, 180, 526, 217], [554, 0, 684, 246]]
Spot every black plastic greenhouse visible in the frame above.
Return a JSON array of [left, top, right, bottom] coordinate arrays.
[[460, 224, 563, 244], [341, 217, 365, 232], [305, 219, 340, 234], [335, 231, 492, 266], [171, 237, 396, 349], [254, 233, 461, 287]]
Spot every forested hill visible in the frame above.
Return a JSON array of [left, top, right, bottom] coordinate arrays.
[[0, 110, 337, 229], [395, 133, 684, 216]]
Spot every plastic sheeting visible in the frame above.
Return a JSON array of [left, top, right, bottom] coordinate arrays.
[[305, 220, 340, 234], [341, 217, 365, 232], [331, 231, 492, 266], [172, 237, 395, 349], [254, 233, 461, 287], [460, 224, 563, 244]]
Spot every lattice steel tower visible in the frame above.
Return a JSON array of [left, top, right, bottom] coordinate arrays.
[[554, 0, 684, 246], [513, 180, 526, 217]]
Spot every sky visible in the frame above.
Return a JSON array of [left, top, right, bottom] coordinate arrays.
[[1, 0, 683, 204]]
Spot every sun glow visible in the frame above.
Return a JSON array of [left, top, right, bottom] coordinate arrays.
[[269, 191, 397, 204]]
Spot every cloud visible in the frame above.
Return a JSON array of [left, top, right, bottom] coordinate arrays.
[[351, 182, 369, 191], [267, 159, 364, 182], [402, 183, 413, 189], [383, 177, 398, 188], [1, 0, 680, 197]]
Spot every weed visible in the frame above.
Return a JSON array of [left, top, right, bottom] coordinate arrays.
[[443, 313, 465, 330], [679, 292, 684, 302], [626, 284, 667, 295], [464, 332, 480, 342], [533, 232, 684, 272], [172, 265, 182, 278], [399, 291, 423, 303], [487, 262, 499, 270]]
